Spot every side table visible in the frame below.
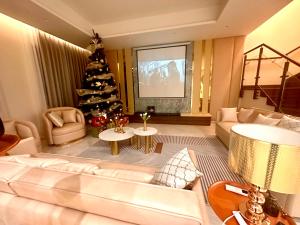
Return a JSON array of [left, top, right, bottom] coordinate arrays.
[[99, 127, 135, 155], [133, 127, 157, 154], [0, 134, 20, 156], [208, 181, 296, 225]]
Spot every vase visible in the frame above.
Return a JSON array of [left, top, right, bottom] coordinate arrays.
[[0, 117, 4, 137], [143, 120, 147, 131]]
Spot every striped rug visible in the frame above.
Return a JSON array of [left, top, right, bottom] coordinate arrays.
[[196, 154, 246, 202], [78, 134, 245, 203]]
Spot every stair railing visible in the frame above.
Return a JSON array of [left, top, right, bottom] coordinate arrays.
[[240, 43, 300, 112]]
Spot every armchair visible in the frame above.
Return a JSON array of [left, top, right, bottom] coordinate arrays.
[[3, 120, 41, 155], [43, 107, 86, 145]]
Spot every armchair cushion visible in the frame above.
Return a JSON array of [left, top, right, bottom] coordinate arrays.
[[52, 123, 84, 136], [62, 110, 77, 123], [48, 111, 64, 127], [16, 124, 33, 139]]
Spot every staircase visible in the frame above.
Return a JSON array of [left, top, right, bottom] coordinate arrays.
[[239, 44, 300, 116]]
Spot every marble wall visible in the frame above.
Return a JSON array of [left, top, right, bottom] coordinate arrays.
[[133, 43, 193, 114]]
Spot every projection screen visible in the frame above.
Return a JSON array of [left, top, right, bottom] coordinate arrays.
[[137, 45, 186, 97]]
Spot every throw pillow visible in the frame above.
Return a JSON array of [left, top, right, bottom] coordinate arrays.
[[277, 115, 300, 132], [151, 148, 203, 189], [253, 114, 280, 126], [48, 111, 64, 127], [47, 162, 99, 175], [62, 110, 77, 123], [238, 108, 255, 123], [221, 107, 238, 122]]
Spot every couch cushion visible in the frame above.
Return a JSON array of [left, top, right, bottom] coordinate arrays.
[[14, 156, 69, 168], [10, 168, 203, 225], [48, 111, 64, 127], [52, 123, 84, 136], [47, 162, 99, 175], [0, 161, 27, 194], [221, 107, 238, 122], [152, 148, 203, 189], [253, 114, 280, 126], [94, 168, 154, 183], [277, 115, 300, 132], [62, 109, 77, 123], [238, 108, 255, 123]]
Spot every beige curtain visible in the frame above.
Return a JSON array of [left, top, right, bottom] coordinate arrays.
[[34, 31, 89, 107]]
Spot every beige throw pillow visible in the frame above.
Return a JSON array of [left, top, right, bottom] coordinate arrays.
[[238, 108, 255, 123], [152, 148, 203, 189], [221, 107, 238, 122], [277, 115, 300, 132], [48, 111, 64, 127], [62, 110, 77, 123], [253, 114, 280, 126]]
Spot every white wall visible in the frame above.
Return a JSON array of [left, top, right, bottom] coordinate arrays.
[[0, 13, 47, 133], [245, 1, 300, 55]]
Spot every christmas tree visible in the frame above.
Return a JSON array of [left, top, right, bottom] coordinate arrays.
[[76, 32, 123, 131]]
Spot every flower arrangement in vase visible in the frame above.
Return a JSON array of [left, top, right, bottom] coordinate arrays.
[[140, 112, 151, 131]]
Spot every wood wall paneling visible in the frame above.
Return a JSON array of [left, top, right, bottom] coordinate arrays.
[[117, 49, 127, 110], [124, 48, 135, 114], [202, 39, 213, 113], [191, 41, 203, 113]]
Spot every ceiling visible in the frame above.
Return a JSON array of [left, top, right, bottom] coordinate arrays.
[[0, 0, 292, 49]]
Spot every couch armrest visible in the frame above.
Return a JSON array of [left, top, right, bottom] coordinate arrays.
[[216, 110, 222, 122], [75, 109, 85, 125], [8, 137, 39, 155], [42, 114, 54, 145]]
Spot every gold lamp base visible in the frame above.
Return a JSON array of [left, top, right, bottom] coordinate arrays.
[[239, 185, 270, 225]]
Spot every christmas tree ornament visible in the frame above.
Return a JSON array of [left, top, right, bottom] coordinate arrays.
[[76, 32, 123, 129]]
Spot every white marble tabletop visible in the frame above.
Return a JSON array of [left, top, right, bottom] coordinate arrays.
[[133, 127, 158, 136], [99, 127, 135, 141]]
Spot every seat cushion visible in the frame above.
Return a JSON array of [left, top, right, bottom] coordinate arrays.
[[216, 121, 238, 134], [52, 123, 84, 136], [0, 161, 27, 194], [62, 109, 77, 123]]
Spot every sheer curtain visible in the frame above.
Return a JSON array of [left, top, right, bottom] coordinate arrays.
[[34, 31, 89, 107]]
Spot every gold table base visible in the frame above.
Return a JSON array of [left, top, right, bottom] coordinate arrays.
[[136, 136, 154, 154]]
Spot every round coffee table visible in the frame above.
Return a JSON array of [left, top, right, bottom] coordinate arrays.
[[133, 127, 157, 154], [99, 127, 135, 155]]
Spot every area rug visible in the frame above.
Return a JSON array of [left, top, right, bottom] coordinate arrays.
[[78, 135, 244, 202], [196, 154, 245, 202]]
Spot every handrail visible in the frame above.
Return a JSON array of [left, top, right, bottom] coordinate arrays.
[[286, 46, 300, 55], [257, 85, 279, 109], [244, 43, 300, 67]]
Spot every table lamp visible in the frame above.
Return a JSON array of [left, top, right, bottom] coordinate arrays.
[[228, 124, 300, 224]]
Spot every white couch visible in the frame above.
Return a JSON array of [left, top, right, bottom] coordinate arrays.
[[0, 152, 209, 225]]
